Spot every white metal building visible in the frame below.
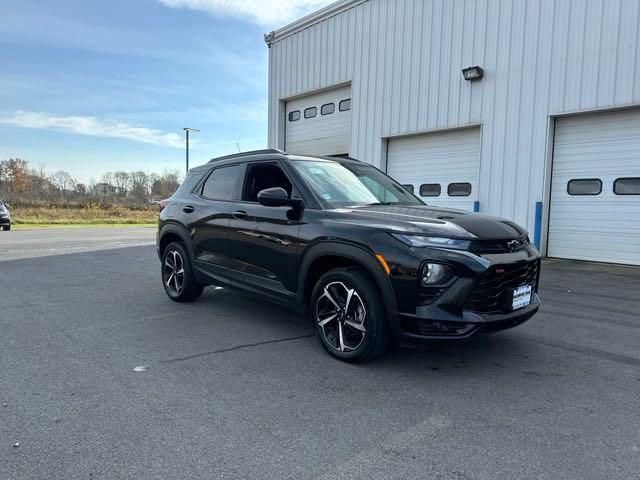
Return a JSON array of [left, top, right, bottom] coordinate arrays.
[[266, 0, 640, 266]]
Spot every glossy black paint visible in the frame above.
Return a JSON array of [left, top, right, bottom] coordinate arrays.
[[157, 151, 541, 345]]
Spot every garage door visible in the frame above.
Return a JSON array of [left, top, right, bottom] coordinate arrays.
[[387, 127, 481, 211], [548, 109, 640, 265], [285, 86, 351, 156]]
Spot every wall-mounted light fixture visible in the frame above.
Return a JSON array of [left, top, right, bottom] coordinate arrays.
[[462, 66, 484, 81]]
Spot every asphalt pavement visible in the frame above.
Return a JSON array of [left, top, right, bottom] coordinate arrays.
[[1, 228, 639, 479]]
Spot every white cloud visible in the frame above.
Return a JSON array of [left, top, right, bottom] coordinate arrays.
[[0, 111, 184, 148], [157, 0, 333, 26]]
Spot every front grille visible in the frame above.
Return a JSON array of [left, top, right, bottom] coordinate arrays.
[[470, 236, 530, 254], [464, 260, 539, 314]]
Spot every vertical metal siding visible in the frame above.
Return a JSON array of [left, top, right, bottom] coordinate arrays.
[[268, 0, 640, 235]]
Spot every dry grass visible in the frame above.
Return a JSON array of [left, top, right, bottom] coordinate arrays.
[[12, 205, 159, 225]]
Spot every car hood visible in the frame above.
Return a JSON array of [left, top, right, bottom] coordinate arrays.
[[326, 204, 527, 240]]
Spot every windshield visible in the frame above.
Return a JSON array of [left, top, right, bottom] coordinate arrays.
[[293, 160, 423, 208]]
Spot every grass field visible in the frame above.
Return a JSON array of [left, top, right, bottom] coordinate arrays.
[[12, 205, 159, 226]]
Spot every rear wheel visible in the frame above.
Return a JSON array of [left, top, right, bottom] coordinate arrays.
[[311, 267, 388, 362], [161, 242, 204, 302]]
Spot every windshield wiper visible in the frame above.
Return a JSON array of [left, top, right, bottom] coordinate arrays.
[[365, 202, 397, 206]]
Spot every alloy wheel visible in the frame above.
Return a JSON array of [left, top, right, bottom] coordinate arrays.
[[315, 281, 367, 352], [163, 250, 185, 296]]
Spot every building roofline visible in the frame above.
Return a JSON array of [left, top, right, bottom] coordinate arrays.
[[265, 0, 367, 46]]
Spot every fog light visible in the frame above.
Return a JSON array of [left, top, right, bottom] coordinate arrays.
[[421, 263, 453, 286]]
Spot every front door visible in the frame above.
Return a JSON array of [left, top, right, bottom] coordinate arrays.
[[227, 161, 304, 300]]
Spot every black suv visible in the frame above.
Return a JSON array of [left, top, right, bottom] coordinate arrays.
[[157, 150, 540, 362], [0, 200, 10, 231]]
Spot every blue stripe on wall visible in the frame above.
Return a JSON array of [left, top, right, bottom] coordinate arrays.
[[534, 201, 543, 250], [473, 201, 480, 213]]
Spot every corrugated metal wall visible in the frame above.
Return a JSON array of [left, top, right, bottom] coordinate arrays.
[[268, 0, 640, 235]]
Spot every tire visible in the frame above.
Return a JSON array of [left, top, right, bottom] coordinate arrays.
[[310, 267, 388, 362], [161, 241, 204, 302], [2, 225, 9, 231]]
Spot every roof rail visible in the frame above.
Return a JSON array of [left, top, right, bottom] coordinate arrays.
[[207, 149, 285, 163]]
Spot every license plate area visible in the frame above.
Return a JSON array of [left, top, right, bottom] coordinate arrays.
[[505, 285, 533, 311]]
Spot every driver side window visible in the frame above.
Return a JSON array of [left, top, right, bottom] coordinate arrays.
[[241, 162, 294, 203]]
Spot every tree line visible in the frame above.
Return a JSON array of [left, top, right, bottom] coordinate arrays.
[[0, 158, 182, 207]]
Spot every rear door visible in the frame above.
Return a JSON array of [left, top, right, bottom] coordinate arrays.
[[190, 163, 244, 282]]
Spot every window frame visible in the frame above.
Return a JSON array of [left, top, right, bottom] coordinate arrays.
[[613, 177, 640, 196], [447, 182, 472, 197], [199, 163, 244, 202], [419, 183, 441, 197], [304, 107, 318, 119], [321, 103, 335, 116], [339, 99, 351, 112], [288, 110, 301, 122], [566, 178, 602, 196]]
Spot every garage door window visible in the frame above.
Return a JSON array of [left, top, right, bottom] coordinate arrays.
[[339, 99, 351, 112], [321, 103, 335, 115], [288, 111, 300, 122], [304, 107, 317, 119], [448, 182, 472, 197], [614, 178, 640, 195], [402, 184, 414, 194], [567, 179, 602, 196], [420, 183, 441, 197]]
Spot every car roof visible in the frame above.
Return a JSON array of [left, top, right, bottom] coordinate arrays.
[[195, 150, 366, 172]]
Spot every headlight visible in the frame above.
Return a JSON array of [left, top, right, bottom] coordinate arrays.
[[390, 233, 471, 250], [420, 263, 454, 286]]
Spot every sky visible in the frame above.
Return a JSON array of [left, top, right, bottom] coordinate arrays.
[[0, 0, 332, 184]]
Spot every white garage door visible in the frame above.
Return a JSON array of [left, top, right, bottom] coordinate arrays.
[[548, 109, 640, 265], [387, 127, 481, 211], [285, 86, 351, 156]]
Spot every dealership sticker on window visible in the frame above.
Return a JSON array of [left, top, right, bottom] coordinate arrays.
[[511, 285, 532, 310]]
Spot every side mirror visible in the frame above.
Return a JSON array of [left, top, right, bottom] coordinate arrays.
[[257, 187, 291, 207], [257, 187, 304, 208]]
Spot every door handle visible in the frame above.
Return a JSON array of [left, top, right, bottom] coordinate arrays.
[[182, 205, 195, 213], [232, 210, 248, 220]]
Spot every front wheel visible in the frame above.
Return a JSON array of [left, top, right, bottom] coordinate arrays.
[[311, 267, 388, 362], [2, 225, 10, 231], [161, 242, 204, 302]]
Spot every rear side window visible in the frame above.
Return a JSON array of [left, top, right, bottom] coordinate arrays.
[[567, 179, 602, 196], [201, 165, 242, 201], [420, 183, 441, 197], [448, 182, 472, 197], [304, 107, 317, 119], [402, 184, 415, 194], [288, 111, 300, 122], [614, 177, 640, 195], [339, 99, 351, 112]]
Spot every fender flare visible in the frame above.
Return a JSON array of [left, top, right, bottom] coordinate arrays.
[[296, 241, 398, 319], [158, 222, 194, 258]]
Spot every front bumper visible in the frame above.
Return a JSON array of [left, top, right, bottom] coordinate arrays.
[[389, 245, 541, 343]]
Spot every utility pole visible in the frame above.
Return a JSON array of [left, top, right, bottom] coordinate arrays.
[[183, 128, 200, 174]]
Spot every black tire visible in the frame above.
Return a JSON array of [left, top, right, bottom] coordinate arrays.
[[161, 241, 204, 302], [2, 225, 9, 231], [310, 267, 388, 362]]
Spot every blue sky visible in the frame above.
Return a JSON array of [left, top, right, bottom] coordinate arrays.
[[0, 0, 331, 183]]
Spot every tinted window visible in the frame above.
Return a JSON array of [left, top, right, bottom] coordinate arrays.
[[339, 99, 351, 112], [288, 111, 300, 122], [448, 182, 472, 197], [402, 184, 415, 194], [420, 183, 441, 197], [201, 165, 242, 201], [614, 177, 640, 195], [567, 179, 602, 196], [304, 107, 317, 119], [242, 163, 293, 202], [321, 103, 335, 115]]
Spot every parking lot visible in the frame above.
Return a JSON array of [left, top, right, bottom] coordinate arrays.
[[1, 228, 639, 479]]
